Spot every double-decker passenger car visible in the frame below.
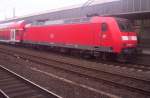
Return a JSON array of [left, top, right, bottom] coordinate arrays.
[[0, 20, 25, 43]]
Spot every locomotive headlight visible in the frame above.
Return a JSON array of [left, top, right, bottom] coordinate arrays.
[[122, 36, 128, 40], [131, 36, 137, 40]]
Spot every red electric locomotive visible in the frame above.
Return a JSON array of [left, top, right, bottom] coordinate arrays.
[[0, 16, 137, 62]]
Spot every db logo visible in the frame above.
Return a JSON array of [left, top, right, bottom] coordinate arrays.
[[49, 33, 54, 39], [102, 34, 106, 39]]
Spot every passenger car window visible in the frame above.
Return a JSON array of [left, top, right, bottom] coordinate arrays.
[[101, 23, 108, 32]]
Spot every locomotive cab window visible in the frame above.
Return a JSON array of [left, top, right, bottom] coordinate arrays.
[[101, 23, 108, 32], [116, 18, 133, 32]]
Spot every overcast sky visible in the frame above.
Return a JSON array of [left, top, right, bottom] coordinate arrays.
[[0, 0, 118, 21]]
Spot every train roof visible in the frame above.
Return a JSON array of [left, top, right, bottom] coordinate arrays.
[[25, 16, 130, 28], [0, 20, 25, 30], [26, 16, 111, 27]]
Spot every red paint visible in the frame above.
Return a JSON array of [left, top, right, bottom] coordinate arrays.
[[0, 17, 137, 54]]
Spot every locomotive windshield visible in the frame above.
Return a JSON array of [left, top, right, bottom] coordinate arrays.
[[116, 18, 133, 32]]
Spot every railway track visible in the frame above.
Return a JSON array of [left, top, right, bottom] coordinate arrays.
[[16, 44, 150, 71], [0, 65, 61, 98], [0, 44, 149, 97], [2, 44, 150, 72], [100, 61, 150, 72]]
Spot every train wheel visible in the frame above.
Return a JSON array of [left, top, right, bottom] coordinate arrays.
[[101, 52, 108, 61], [117, 53, 127, 63], [80, 51, 93, 59]]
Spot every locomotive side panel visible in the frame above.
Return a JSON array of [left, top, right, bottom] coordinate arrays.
[[23, 23, 97, 50]]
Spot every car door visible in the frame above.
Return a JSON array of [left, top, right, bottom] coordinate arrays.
[[100, 22, 109, 46], [10, 29, 16, 42]]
